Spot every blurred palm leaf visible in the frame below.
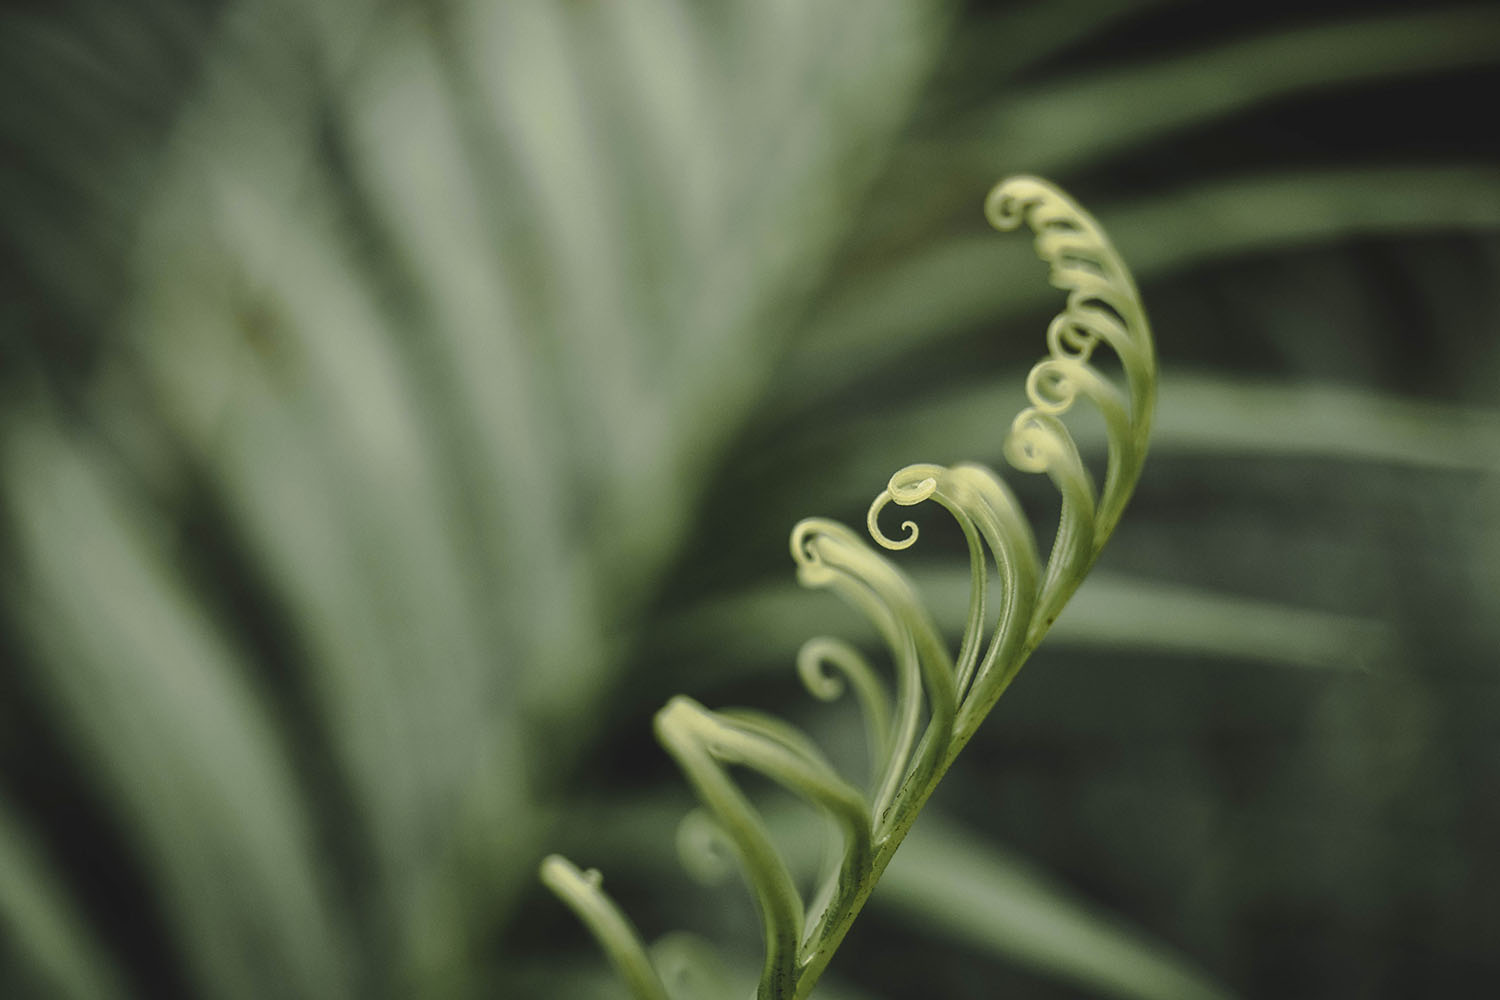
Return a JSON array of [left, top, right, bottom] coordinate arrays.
[[2, 0, 1498, 998], [878, 816, 1231, 1000], [0, 797, 128, 1000]]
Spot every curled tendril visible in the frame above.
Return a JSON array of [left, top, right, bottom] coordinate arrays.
[[676, 809, 738, 886], [649, 933, 740, 1000], [796, 637, 892, 784], [863, 499, 920, 550], [539, 856, 671, 1000], [788, 516, 955, 840], [654, 696, 871, 996], [542, 176, 1156, 1000], [865, 465, 941, 550]]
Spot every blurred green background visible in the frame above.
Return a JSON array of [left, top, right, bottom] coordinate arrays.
[[2, 0, 1498, 997]]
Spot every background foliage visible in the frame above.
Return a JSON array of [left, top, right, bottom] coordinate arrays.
[[1, 1, 1497, 997]]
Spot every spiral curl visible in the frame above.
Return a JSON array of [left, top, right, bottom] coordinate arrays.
[[542, 176, 1156, 1000]]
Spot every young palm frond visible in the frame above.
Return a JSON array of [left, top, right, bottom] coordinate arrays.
[[543, 175, 1156, 1000]]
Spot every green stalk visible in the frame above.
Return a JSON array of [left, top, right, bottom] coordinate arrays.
[[538, 856, 671, 1000]]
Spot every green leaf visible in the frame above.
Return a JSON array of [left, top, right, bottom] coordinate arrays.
[[98, 0, 953, 989], [745, 371, 1500, 526], [878, 815, 1234, 1000], [780, 167, 1500, 408], [0, 797, 129, 1000], [656, 568, 1388, 679], [913, 7, 1500, 186], [0, 420, 352, 1000], [5, 0, 1494, 996]]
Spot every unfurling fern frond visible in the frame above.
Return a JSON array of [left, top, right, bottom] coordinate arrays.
[[541, 176, 1157, 1000]]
